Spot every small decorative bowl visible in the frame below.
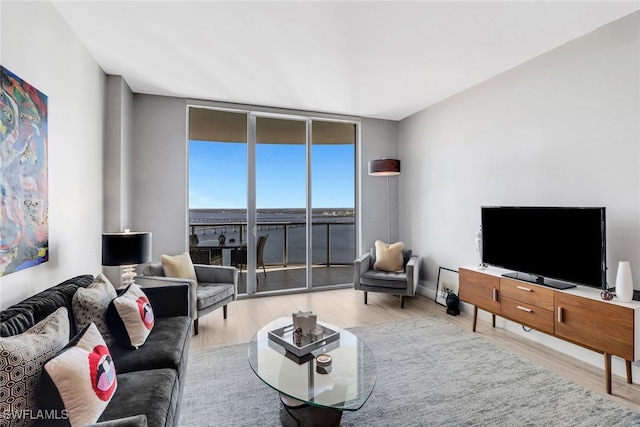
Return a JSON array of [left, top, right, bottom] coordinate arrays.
[[316, 354, 332, 367], [316, 354, 332, 374]]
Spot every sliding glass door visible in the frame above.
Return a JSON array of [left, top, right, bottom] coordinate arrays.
[[188, 106, 356, 296], [311, 121, 356, 289], [255, 116, 308, 292]]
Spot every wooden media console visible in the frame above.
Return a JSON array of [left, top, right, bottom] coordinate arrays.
[[459, 266, 640, 394]]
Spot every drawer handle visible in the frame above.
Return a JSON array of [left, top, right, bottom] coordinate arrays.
[[557, 307, 563, 323], [493, 288, 498, 302], [517, 286, 532, 292], [517, 305, 532, 313]]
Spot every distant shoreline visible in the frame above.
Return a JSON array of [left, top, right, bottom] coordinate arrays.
[[190, 207, 354, 214], [190, 208, 355, 224]]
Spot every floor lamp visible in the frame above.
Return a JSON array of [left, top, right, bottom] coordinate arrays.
[[368, 158, 401, 243], [102, 230, 152, 287]]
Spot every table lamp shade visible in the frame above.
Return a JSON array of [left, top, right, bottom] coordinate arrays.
[[102, 232, 152, 266]]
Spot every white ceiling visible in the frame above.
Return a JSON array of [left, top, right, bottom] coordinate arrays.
[[51, 1, 640, 121]]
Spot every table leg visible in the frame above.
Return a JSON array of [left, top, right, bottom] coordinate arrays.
[[604, 353, 612, 394], [280, 394, 342, 427], [472, 306, 478, 332]]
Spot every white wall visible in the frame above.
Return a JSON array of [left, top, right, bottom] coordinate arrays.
[[104, 75, 134, 233], [359, 118, 400, 253], [130, 95, 189, 260], [399, 12, 639, 375], [0, 1, 105, 308], [102, 76, 135, 285], [400, 11, 639, 291]]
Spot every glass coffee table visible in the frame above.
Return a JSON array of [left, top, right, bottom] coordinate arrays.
[[248, 317, 377, 426]]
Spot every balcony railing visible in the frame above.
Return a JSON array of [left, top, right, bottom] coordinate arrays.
[[189, 220, 355, 267]]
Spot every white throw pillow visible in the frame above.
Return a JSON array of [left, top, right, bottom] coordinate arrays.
[[43, 323, 117, 427], [373, 240, 406, 273], [161, 252, 197, 281], [0, 308, 70, 427]]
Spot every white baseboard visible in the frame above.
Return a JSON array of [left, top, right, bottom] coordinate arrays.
[[416, 283, 435, 300]]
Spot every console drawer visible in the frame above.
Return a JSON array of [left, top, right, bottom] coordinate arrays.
[[501, 297, 554, 334], [500, 278, 554, 311]]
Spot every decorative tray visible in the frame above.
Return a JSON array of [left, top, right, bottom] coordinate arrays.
[[268, 323, 340, 357]]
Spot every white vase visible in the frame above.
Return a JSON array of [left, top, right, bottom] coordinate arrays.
[[615, 261, 634, 303]]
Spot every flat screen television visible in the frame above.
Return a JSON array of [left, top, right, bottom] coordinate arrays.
[[481, 206, 606, 290]]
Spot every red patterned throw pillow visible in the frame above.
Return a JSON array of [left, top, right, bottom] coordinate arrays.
[[108, 284, 154, 348], [42, 323, 117, 426]]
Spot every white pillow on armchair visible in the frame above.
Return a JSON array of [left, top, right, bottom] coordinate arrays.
[[373, 240, 406, 272]]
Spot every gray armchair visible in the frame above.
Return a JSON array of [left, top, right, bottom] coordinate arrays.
[[137, 263, 238, 335], [353, 246, 419, 308]]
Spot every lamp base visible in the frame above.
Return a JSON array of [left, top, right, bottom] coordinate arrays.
[[121, 265, 138, 287]]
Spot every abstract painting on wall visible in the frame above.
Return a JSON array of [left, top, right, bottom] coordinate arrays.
[[1, 65, 49, 277]]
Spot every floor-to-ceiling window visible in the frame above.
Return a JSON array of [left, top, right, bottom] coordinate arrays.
[[188, 106, 356, 296], [188, 108, 249, 289]]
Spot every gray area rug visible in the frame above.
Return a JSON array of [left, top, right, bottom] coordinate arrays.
[[179, 316, 640, 426]]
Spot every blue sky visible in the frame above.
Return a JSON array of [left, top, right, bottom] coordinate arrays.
[[189, 141, 354, 209]]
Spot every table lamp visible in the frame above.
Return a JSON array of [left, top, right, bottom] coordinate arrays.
[[102, 230, 152, 286]]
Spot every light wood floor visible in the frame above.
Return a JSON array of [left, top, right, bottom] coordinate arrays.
[[190, 289, 640, 413]]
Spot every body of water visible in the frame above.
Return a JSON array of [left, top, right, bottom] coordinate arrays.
[[189, 209, 355, 264]]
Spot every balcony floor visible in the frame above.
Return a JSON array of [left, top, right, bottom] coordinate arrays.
[[237, 264, 353, 294]]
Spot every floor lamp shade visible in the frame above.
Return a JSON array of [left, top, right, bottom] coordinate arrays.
[[368, 159, 400, 176], [102, 231, 152, 266]]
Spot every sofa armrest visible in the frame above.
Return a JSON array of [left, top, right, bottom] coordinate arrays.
[[139, 283, 189, 318], [353, 252, 371, 290], [194, 264, 238, 285], [405, 255, 420, 296], [135, 276, 196, 320], [90, 415, 147, 427]]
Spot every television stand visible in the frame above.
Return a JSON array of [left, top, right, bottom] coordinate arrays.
[[501, 272, 576, 290], [460, 266, 640, 395]]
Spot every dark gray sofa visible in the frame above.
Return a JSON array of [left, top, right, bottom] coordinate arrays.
[[0, 275, 191, 427]]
